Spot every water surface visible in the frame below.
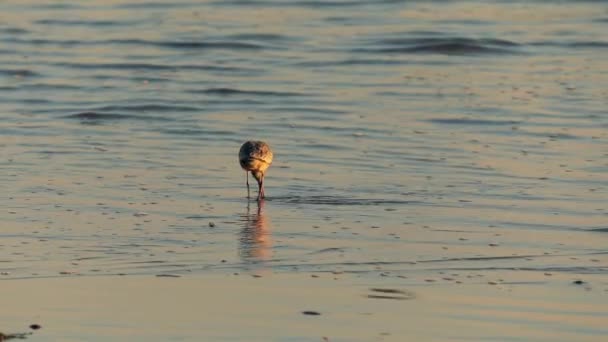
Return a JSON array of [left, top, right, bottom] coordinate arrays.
[[1, 0, 607, 340]]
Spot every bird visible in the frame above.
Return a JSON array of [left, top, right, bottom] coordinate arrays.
[[239, 140, 273, 201]]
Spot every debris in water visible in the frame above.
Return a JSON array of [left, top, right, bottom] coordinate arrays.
[[0, 331, 32, 340], [367, 288, 415, 300], [302, 310, 321, 316]]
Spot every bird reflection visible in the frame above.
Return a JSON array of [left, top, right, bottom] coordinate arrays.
[[238, 199, 272, 264]]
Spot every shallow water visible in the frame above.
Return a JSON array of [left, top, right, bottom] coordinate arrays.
[[1, 0, 608, 340]]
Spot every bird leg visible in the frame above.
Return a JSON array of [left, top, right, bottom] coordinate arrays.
[[246, 171, 250, 198], [257, 176, 264, 201]]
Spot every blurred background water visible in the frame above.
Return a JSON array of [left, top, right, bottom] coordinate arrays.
[[1, 0, 607, 283]]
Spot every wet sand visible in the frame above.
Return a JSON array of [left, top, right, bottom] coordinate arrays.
[[2, 273, 607, 341]]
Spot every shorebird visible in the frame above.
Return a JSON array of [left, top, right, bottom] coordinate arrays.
[[239, 140, 273, 201]]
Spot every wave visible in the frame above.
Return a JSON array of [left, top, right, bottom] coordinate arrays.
[[35, 19, 131, 26], [63, 111, 173, 123], [0, 68, 40, 77], [213, 0, 408, 7], [357, 37, 521, 55], [196, 87, 307, 97], [531, 40, 608, 49], [52, 62, 256, 74], [5, 37, 274, 50]]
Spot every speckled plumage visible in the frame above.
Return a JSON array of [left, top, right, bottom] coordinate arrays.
[[239, 140, 273, 200]]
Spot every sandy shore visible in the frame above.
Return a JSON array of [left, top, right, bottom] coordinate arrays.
[[2, 272, 606, 341]]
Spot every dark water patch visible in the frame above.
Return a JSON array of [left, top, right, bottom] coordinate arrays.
[[291, 0, 402, 7], [325, 16, 358, 23], [35, 19, 131, 27], [151, 40, 269, 50], [0, 26, 28, 34], [130, 76, 173, 83], [0, 127, 57, 137], [292, 113, 340, 122], [53, 61, 256, 74], [268, 107, 348, 115], [37, 150, 81, 155], [31, 2, 83, 9], [270, 195, 423, 206], [428, 118, 521, 126], [203, 99, 266, 106], [516, 131, 582, 140], [20, 98, 55, 105], [436, 266, 608, 275], [496, 221, 606, 232], [6, 37, 271, 51], [294, 59, 408, 67], [437, 19, 492, 26], [224, 33, 295, 42], [113, 1, 193, 9], [185, 215, 226, 220], [530, 40, 608, 49], [589, 228, 608, 233], [358, 37, 521, 55], [295, 58, 451, 68], [213, 0, 383, 7], [54, 62, 177, 71], [4, 38, 85, 46], [0, 69, 40, 77], [571, 40, 608, 47], [93, 104, 201, 113], [419, 254, 545, 264], [196, 87, 307, 97], [17, 83, 81, 91]]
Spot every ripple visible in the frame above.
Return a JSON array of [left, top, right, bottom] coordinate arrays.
[[428, 118, 521, 126], [269, 195, 423, 206]]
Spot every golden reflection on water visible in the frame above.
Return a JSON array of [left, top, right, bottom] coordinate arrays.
[[238, 200, 272, 264]]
